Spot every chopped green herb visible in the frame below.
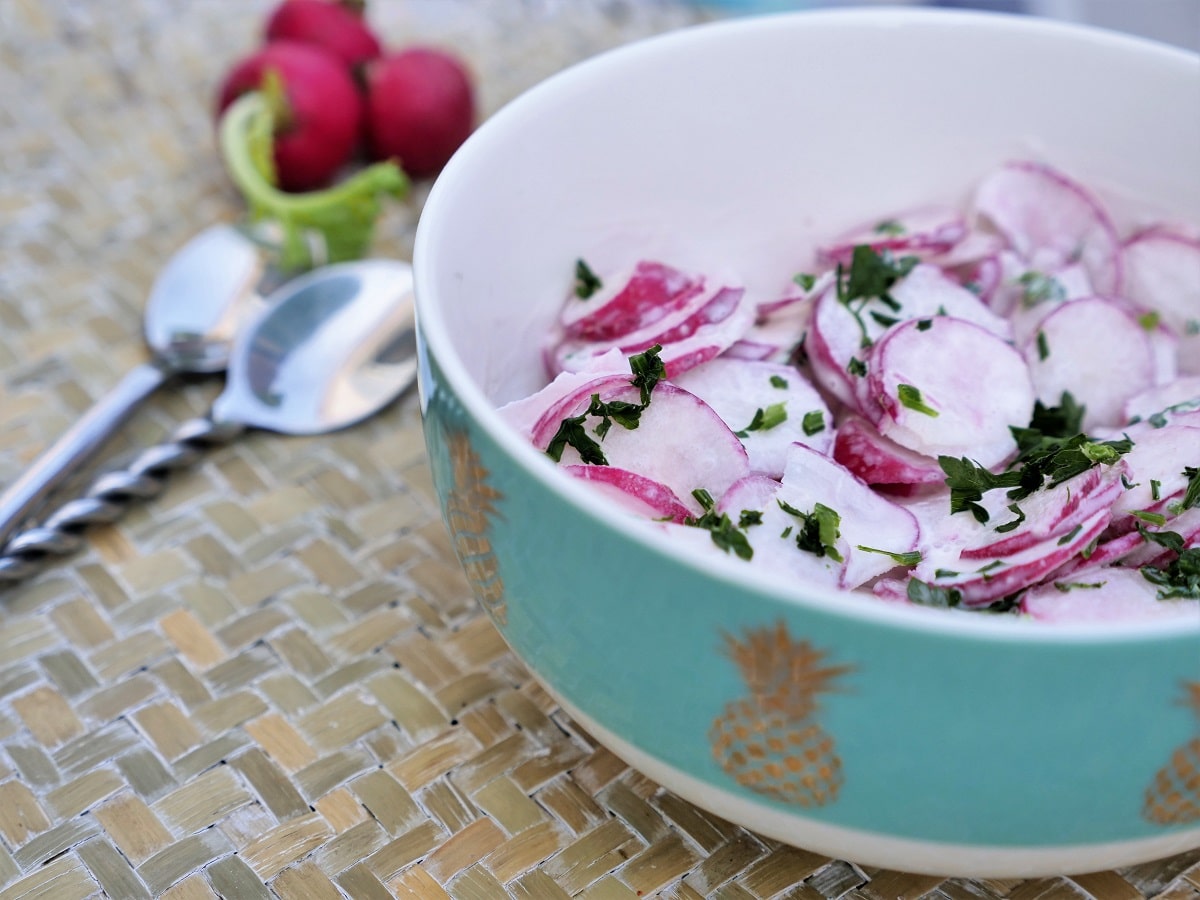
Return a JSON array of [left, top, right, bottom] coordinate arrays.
[[1132, 509, 1168, 527], [937, 456, 1022, 523], [977, 560, 1005, 573], [898, 384, 939, 418], [1054, 581, 1104, 592], [684, 489, 754, 560], [629, 344, 666, 407], [546, 412, 607, 465], [802, 410, 825, 436], [739, 510, 763, 528], [993, 503, 1026, 534], [1137, 525, 1186, 554], [793, 272, 818, 292], [1017, 270, 1067, 307], [778, 500, 843, 562], [856, 545, 922, 566], [1181, 467, 1200, 511], [874, 218, 906, 236], [735, 402, 788, 438], [574, 258, 603, 299], [915, 318, 933, 331], [1141, 546, 1200, 600], [1036, 330, 1050, 361], [1057, 524, 1083, 546], [835, 245, 919, 348], [1138, 310, 1161, 331], [847, 357, 868, 377], [780, 525, 793, 539], [934, 568, 960, 579], [869, 310, 900, 328], [769, 374, 789, 389], [587, 393, 643, 440], [907, 578, 963, 608], [1121, 473, 1138, 490], [1151, 479, 1162, 501], [1080, 537, 1099, 559]]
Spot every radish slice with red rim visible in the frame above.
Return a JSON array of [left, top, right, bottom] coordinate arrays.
[[861, 317, 1034, 468], [973, 160, 1123, 295], [559, 259, 705, 341], [563, 465, 693, 523], [1122, 226, 1200, 374], [832, 414, 946, 489], [819, 206, 967, 266]]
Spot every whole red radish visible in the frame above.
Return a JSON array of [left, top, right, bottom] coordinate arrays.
[[216, 41, 362, 192], [264, 0, 382, 74], [365, 47, 475, 179]]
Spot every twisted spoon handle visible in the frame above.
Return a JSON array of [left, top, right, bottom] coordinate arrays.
[[0, 416, 245, 585]]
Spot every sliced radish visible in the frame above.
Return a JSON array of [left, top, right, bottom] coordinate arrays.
[[1108, 424, 1200, 521], [861, 317, 1034, 467], [779, 444, 921, 590], [912, 507, 1110, 606], [1123, 377, 1200, 424], [972, 160, 1123, 295], [499, 349, 629, 438], [1022, 297, 1155, 431], [535, 381, 749, 514], [559, 260, 705, 341], [819, 207, 967, 266], [1022, 567, 1199, 623], [674, 358, 834, 477], [832, 414, 946, 488], [552, 284, 753, 378], [1122, 226, 1200, 374], [717, 473, 782, 517], [563, 465, 693, 523], [807, 264, 1009, 411]]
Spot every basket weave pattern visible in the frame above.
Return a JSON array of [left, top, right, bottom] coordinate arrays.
[[1, 1, 1199, 896]]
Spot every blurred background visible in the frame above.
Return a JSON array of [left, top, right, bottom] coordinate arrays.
[[694, 0, 1200, 51]]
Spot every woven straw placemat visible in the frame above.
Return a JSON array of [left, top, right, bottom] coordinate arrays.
[[2, 1, 1198, 897]]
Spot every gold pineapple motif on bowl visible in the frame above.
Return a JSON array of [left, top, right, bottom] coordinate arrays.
[[444, 426, 507, 625], [1144, 681, 1200, 826], [710, 621, 855, 807]]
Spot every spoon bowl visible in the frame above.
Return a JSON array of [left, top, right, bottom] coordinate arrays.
[[216, 260, 418, 434]]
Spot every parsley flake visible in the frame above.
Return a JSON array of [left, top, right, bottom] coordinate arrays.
[[769, 374, 788, 389], [574, 258, 603, 299], [684, 489, 754, 560], [1138, 310, 1161, 331], [802, 410, 825, 436], [793, 272, 818, 292], [1017, 270, 1067, 307], [898, 384, 939, 418], [735, 403, 788, 438], [1054, 581, 1104, 592], [836, 245, 919, 348], [856, 545, 922, 566], [777, 500, 843, 562], [1181, 467, 1200, 511], [874, 219, 906, 236], [1036, 330, 1050, 361], [907, 579, 963, 608], [847, 357, 867, 378], [629, 344, 666, 407]]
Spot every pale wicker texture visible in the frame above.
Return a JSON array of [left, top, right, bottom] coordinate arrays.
[[1, 1, 1199, 897]]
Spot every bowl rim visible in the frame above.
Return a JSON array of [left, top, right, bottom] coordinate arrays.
[[414, 6, 1200, 646]]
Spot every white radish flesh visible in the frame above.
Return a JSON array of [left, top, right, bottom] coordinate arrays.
[[674, 358, 833, 477], [1122, 226, 1200, 374], [779, 444, 921, 590], [861, 317, 1034, 467], [973, 160, 1123, 295], [1023, 297, 1155, 431], [1022, 567, 1200, 623]]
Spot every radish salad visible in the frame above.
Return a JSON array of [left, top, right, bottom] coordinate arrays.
[[499, 162, 1200, 623]]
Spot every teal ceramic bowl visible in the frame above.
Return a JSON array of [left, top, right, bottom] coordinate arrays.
[[413, 8, 1200, 877]]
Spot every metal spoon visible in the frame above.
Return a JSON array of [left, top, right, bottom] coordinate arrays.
[[0, 224, 267, 548], [0, 258, 417, 584]]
